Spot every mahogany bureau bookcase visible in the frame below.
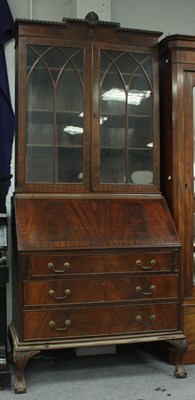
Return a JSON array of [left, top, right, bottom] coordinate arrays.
[[10, 12, 187, 394]]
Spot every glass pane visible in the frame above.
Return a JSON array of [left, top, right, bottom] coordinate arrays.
[[25, 45, 84, 184], [26, 147, 53, 182], [100, 51, 126, 183], [99, 49, 153, 185], [56, 48, 83, 183], [26, 49, 54, 183]]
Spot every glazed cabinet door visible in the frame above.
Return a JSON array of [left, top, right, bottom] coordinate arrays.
[[16, 23, 161, 195], [91, 42, 160, 193], [16, 38, 91, 193]]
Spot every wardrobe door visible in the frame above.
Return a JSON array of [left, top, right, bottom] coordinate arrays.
[[184, 70, 195, 296]]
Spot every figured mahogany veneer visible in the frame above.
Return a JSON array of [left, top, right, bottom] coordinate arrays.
[[9, 194, 188, 394], [23, 275, 178, 306], [15, 197, 179, 250], [29, 251, 174, 276], [23, 304, 178, 340]]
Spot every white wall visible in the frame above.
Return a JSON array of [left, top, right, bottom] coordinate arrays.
[[111, 0, 195, 37], [8, 0, 195, 35], [4, 0, 195, 324], [8, 0, 71, 20]]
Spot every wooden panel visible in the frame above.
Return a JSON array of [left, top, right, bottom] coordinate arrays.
[[104, 275, 178, 302], [29, 251, 175, 277], [16, 19, 161, 48], [23, 275, 178, 306], [23, 303, 178, 340], [183, 305, 195, 351], [159, 35, 195, 64], [24, 279, 103, 305], [14, 197, 180, 250]]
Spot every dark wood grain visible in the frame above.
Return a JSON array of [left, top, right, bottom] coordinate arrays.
[[27, 251, 176, 277], [23, 275, 178, 306], [23, 303, 178, 340], [159, 34, 195, 362], [15, 196, 180, 250]]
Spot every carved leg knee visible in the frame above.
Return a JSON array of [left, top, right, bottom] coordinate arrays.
[[13, 350, 40, 394], [167, 338, 188, 379]]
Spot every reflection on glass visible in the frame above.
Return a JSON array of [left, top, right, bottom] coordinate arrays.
[[99, 49, 153, 184], [102, 88, 151, 105], [56, 47, 83, 183], [25, 45, 84, 184]]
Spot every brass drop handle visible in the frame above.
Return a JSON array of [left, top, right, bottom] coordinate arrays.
[[49, 319, 71, 331], [136, 284, 156, 296], [136, 314, 142, 322], [49, 288, 71, 300], [135, 314, 156, 322], [136, 259, 156, 270], [48, 262, 70, 273]]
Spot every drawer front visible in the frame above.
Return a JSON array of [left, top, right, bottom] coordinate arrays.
[[23, 303, 178, 340], [29, 252, 175, 277], [24, 279, 103, 305], [23, 275, 178, 306], [104, 275, 178, 302]]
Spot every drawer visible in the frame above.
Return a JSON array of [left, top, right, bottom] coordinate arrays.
[[23, 303, 178, 340], [29, 251, 176, 277], [23, 275, 178, 306], [104, 275, 178, 302], [24, 279, 103, 305]]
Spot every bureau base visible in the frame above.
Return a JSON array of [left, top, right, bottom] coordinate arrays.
[[9, 322, 187, 394]]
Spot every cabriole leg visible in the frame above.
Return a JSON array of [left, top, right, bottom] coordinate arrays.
[[13, 350, 40, 394], [167, 338, 188, 378]]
